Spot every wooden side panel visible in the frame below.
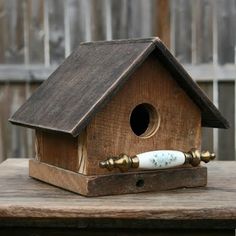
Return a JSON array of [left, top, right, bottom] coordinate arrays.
[[86, 53, 201, 175], [35, 130, 86, 172]]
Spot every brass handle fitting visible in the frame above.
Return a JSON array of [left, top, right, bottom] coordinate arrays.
[[99, 154, 139, 172], [184, 148, 216, 167]]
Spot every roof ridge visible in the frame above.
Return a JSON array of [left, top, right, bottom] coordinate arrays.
[[80, 37, 159, 46]]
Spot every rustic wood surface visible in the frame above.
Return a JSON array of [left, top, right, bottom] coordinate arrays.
[[0, 158, 236, 229]]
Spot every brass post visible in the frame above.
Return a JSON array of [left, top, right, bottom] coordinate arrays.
[[99, 154, 139, 172]]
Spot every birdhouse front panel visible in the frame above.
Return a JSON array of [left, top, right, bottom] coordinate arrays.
[[85, 52, 201, 175]]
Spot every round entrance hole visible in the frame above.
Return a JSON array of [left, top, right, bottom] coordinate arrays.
[[129, 103, 160, 138]]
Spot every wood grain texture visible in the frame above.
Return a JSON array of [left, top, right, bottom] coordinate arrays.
[[9, 38, 229, 137], [218, 82, 235, 160], [195, 0, 213, 63], [0, 83, 37, 161], [197, 82, 213, 152], [35, 129, 87, 173], [1, 0, 25, 64], [29, 159, 207, 197], [24, 0, 45, 64], [86, 53, 201, 175], [0, 159, 236, 226], [217, 0, 236, 65], [48, 0, 65, 65], [172, 0, 192, 63], [36, 130, 80, 172], [154, 39, 229, 129], [156, 0, 170, 48]]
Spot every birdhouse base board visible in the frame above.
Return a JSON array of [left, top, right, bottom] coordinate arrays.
[[29, 159, 207, 197]]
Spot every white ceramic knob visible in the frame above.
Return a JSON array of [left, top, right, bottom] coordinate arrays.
[[137, 150, 186, 169]]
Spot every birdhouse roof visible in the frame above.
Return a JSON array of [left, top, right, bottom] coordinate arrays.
[[9, 37, 229, 137]]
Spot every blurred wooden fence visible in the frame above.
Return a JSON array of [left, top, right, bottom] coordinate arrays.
[[0, 0, 235, 162]]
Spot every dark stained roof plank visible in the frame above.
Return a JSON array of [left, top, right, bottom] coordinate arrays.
[[9, 38, 229, 137]]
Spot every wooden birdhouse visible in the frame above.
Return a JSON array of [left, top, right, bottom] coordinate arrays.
[[9, 38, 229, 196]]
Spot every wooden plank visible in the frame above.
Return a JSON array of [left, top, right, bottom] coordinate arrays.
[[126, 0, 154, 38], [1, 64, 236, 82], [7, 84, 27, 158], [0, 83, 5, 162], [26, 0, 44, 64], [195, 0, 213, 63], [48, 0, 65, 64], [0, 83, 26, 160], [90, 0, 106, 41], [29, 159, 207, 197], [0, 82, 39, 162], [139, 0, 155, 37], [1, 0, 25, 63], [111, 0, 128, 39], [104, 0, 112, 40], [172, 0, 192, 63], [64, 0, 71, 56], [198, 82, 213, 152], [0, 65, 56, 82], [218, 82, 235, 160], [217, 0, 236, 64], [127, 0, 141, 38], [156, 0, 170, 47], [184, 64, 236, 81], [68, 0, 88, 50], [0, 158, 236, 223], [0, 0, 5, 63]]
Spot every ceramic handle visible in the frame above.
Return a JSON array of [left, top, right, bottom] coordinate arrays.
[[137, 150, 185, 169], [99, 149, 215, 172]]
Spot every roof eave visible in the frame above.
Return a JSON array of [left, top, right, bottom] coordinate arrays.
[[153, 39, 229, 130]]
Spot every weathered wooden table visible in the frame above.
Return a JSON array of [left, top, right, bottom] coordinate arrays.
[[0, 159, 235, 236]]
